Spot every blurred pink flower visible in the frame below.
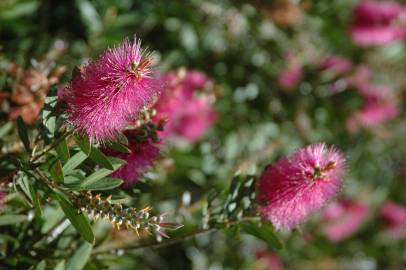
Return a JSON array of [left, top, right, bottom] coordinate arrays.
[[153, 70, 217, 144], [64, 38, 162, 141], [277, 64, 303, 89], [358, 99, 399, 126], [380, 201, 406, 240], [255, 249, 283, 270], [320, 56, 353, 75], [351, 1, 406, 46], [322, 200, 369, 242], [346, 82, 399, 131], [104, 135, 160, 187], [357, 84, 394, 99], [256, 143, 346, 230]]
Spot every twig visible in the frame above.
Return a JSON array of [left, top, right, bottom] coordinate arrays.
[[92, 227, 216, 255], [30, 131, 72, 164]]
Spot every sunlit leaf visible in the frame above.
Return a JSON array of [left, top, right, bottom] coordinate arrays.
[[56, 138, 70, 164], [16, 116, 30, 152], [55, 192, 95, 244], [65, 242, 92, 270], [88, 147, 113, 170], [63, 151, 87, 175], [0, 215, 27, 226]]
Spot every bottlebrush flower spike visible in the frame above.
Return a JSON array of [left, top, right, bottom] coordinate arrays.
[[256, 143, 346, 230], [321, 199, 369, 242], [380, 201, 406, 240], [153, 69, 217, 144], [105, 141, 160, 187], [64, 38, 162, 141], [75, 192, 182, 238], [350, 1, 406, 46]]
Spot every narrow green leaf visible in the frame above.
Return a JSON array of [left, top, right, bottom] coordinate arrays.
[[54, 261, 65, 270], [44, 115, 56, 136], [41, 208, 64, 234], [29, 184, 43, 219], [88, 147, 113, 170], [56, 138, 70, 164], [75, 0, 103, 35], [74, 177, 123, 191], [55, 192, 95, 244], [17, 173, 33, 204], [16, 116, 30, 152], [107, 141, 130, 153], [0, 215, 27, 226], [65, 242, 93, 270], [0, 122, 13, 138], [75, 135, 91, 155], [35, 260, 46, 270], [241, 221, 283, 250], [63, 151, 87, 175], [50, 159, 64, 182], [41, 95, 58, 136], [78, 157, 125, 188]]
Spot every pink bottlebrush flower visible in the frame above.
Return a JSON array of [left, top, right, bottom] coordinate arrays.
[[380, 201, 406, 240], [256, 143, 346, 230], [346, 82, 399, 131], [350, 1, 406, 46], [153, 70, 217, 144], [356, 84, 394, 99], [255, 249, 283, 270], [104, 141, 160, 187], [320, 56, 353, 75], [357, 99, 399, 126], [322, 200, 369, 242], [64, 38, 162, 141], [277, 64, 303, 90]]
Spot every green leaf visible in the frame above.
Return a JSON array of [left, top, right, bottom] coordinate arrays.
[[88, 147, 114, 170], [56, 138, 70, 164], [77, 157, 125, 188], [107, 141, 130, 153], [35, 260, 46, 270], [75, 135, 91, 155], [54, 261, 65, 270], [16, 116, 30, 152], [55, 192, 95, 244], [42, 96, 58, 135], [63, 151, 87, 175], [241, 221, 283, 250], [50, 159, 64, 183], [0, 122, 13, 138], [41, 207, 64, 234], [17, 173, 33, 204], [29, 184, 43, 219], [65, 242, 92, 270], [0, 1, 39, 20], [74, 177, 123, 191], [0, 215, 27, 226], [75, 0, 103, 36]]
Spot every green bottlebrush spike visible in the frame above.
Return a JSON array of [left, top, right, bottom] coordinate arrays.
[[74, 192, 182, 238]]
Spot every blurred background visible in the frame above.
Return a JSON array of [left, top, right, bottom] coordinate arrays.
[[0, 0, 405, 269]]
